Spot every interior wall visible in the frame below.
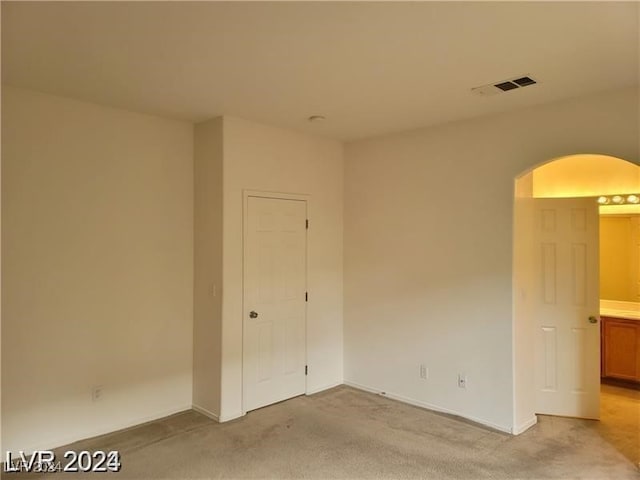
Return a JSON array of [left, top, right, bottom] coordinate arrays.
[[600, 215, 639, 302], [512, 172, 536, 432], [1, 87, 194, 453], [344, 86, 639, 432], [220, 116, 344, 420], [193, 118, 223, 418]]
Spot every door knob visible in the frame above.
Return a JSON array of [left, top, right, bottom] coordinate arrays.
[[588, 316, 598, 324], [249, 311, 259, 319]]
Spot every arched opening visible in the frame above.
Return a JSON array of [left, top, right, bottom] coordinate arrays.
[[513, 154, 639, 463]]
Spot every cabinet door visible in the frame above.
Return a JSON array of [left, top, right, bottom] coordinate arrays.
[[602, 317, 640, 382]]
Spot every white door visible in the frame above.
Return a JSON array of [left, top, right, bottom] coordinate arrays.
[[533, 198, 600, 419], [243, 195, 307, 412]]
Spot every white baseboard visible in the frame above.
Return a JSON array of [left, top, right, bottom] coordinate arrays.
[[18, 404, 193, 456], [344, 380, 512, 434], [306, 381, 343, 396], [219, 411, 244, 422], [512, 415, 538, 435], [192, 403, 220, 422]]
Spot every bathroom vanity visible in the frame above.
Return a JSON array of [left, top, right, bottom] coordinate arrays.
[[600, 301, 640, 384]]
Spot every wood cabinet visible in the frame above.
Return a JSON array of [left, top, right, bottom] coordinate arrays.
[[601, 316, 640, 383]]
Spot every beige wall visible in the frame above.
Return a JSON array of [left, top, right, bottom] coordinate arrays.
[[600, 215, 639, 302], [192, 118, 223, 418], [221, 116, 344, 420], [2, 87, 194, 453], [3, 82, 639, 448], [344, 87, 639, 432], [512, 172, 536, 432]]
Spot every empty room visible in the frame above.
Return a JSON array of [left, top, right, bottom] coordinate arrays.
[[1, 2, 639, 479]]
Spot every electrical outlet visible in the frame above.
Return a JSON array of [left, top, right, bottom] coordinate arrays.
[[457, 374, 467, 389], [91, 386, 104, 402], [419, 364, 429, 379]]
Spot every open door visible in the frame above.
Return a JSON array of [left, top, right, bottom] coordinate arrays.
[[533, 198, 600, 419]]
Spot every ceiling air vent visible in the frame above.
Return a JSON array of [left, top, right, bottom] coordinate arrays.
[[472, 75, 538, 97], [513, 76, 536, 87], [495, 81, 519, 92]]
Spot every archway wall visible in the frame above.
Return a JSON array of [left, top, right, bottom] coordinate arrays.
[[512, 154, 639, 433], [345, 86, 638, 435], [531, 154, 639, 198], [507, 84, 639, 432]]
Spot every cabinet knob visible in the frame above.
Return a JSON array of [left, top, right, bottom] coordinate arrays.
[[588, 315, 599, 324]]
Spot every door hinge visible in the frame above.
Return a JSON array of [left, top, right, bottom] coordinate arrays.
[[306, 219, 309, 230], [305, 291, 308, 302], [305, 365, 308, 376]]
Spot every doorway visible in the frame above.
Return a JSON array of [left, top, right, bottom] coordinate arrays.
[[513, 154, 640, 460], [598, 212, 640, 465], [242, 193, 308, 413]]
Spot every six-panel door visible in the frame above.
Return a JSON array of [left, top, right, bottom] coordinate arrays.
[[534, 198, 600, 419], [243, 196, 307, 412]]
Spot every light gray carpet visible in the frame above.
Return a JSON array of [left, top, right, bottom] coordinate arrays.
[[4, 385, 639, 479]]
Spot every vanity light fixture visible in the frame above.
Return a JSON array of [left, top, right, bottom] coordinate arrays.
[[597, 193, 640, 206]]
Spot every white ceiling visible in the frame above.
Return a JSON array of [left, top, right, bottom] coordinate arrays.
[[2, 2, 638, 140]]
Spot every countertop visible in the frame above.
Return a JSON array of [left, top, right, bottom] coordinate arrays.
[[600, 300, 640, 321]]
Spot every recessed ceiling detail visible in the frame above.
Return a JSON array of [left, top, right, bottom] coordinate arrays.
[[472, 75, 539, 97]]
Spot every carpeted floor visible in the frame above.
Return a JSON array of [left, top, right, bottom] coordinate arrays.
[[597, 383, 640, 466], [4, 384, 639, 479]]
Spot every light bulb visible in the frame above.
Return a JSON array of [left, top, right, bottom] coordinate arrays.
[[611, 195, 624, 204], [626, 194, 639, 204], [597, 196, 609, 205]]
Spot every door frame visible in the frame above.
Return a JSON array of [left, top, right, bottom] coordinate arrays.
[[241, 189, 310, 415]]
